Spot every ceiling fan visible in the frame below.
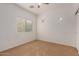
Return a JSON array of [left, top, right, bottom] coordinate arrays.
[[29, 3, 50, 8]]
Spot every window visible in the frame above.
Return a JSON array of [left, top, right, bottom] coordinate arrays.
[[17, 17, 32, 32]]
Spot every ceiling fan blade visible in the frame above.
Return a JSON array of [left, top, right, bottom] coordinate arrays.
[[44, 3, 49, 5], [29, 5, 34, 8]]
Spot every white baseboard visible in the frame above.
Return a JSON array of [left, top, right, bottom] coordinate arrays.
[[0, 39, 35, 52], [38, 39, 76, 47]]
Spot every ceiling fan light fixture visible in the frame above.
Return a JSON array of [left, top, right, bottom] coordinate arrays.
[[37, 3, 42, 8]]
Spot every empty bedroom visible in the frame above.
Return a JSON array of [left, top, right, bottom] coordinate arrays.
[[0, 3, 79, 56]]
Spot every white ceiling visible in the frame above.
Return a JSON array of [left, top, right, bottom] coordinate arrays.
[[16, 3, 79, 15]]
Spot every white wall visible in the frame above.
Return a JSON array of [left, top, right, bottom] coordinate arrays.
[[73, 4, 79, 53], [76, 12, 79, 53], [37, 5, 76, 47], [0, 3, 37, 51]]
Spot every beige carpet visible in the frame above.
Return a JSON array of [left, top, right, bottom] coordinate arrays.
[[0, 40, 78, 56]]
